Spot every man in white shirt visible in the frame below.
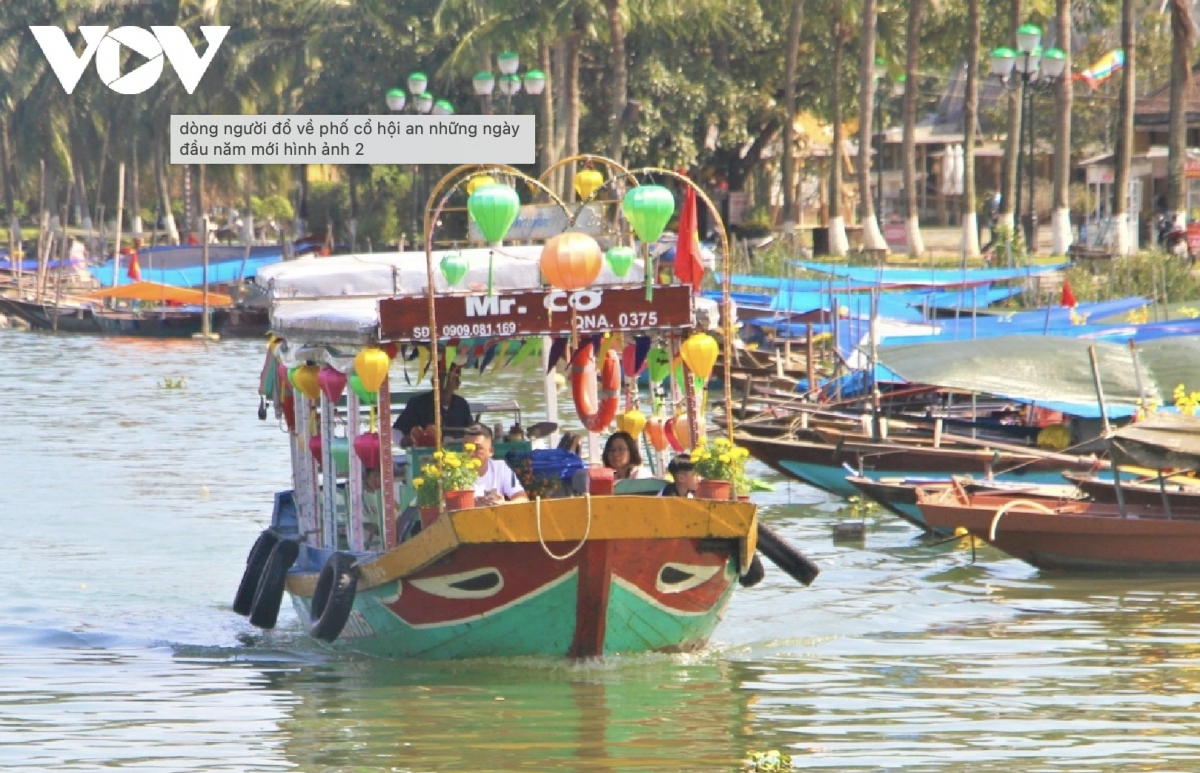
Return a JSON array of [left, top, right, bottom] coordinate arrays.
[[462, 423, 528, 506]]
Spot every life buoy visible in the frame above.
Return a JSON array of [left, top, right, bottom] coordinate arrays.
[[570, 342, 620, 432], [309, 552, 359, 642], [248, 539, 300, 629], [233, 529, 280, 616]]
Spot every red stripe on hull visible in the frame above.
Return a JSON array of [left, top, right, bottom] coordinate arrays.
[[569, 539, 612, 658]]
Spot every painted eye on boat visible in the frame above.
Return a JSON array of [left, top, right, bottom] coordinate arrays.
[[655, 563, 721, 594], [409, 567, 505, 599]]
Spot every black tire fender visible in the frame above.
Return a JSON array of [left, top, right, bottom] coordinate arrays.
[[309, 552, 359, 642], [233, 530, 280, 616], [738, 554, 766, 588], [248, 539, 300, 630]]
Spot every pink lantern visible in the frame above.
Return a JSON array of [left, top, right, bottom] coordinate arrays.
[[309, 435, 323, 463], [353, 432, 381, 468], [318, 366, 347, 403]]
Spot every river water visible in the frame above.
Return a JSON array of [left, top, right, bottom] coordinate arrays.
[[3, 330, 1200, 772]]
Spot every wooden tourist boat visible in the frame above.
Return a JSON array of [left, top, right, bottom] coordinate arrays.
[[1061, 470, 1200, 509], [0, 295, 100, 333], [231, 162, 818, 659], [86, 281, 231, 338], [916, 414, 1200, 571], [736, 432, 1104, 500], [845, 475, 1081, 532]]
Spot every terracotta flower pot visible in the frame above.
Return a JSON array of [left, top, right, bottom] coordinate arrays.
[[444, 489, 476, 512], [419, 506, 441, 528], [696, 479, 733, 501]]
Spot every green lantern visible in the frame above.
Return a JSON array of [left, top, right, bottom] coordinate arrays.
[[622, 185, 675, 244], [349, 373, 378, 405], [605, 246, 636, 278], [468, 184, 521, 244], [647, 346, 672, 384], [440, 253, 469, 286], [287, 366, 301, 390]]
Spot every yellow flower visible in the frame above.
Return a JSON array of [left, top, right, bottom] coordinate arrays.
[[422, 464, 437, 475], [718, 453, 731, 463], [464, 442, 476, 451], [448, 457, 461, 467], [433, 451, 444, 460], [413, 477, 424, 487]]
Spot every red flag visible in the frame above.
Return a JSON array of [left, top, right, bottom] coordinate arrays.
[[673, 186, 704, 292], [125, 248, 142, 281], [1061, 278, 1076, 308]]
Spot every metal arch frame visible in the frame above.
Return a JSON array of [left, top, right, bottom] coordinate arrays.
[[421, 167, 573, 452], [418, 159, 738, 450]]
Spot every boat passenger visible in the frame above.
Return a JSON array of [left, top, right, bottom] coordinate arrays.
[[602, 431, 648, 480], [462, 423, 529, 506], [659, 455, 698, 498], [391, 363, 473, 447]]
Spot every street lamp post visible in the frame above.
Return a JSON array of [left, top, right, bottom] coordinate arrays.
[[472, 51, 546, 115], [990, 26, 1066, 257], [386, 73, 453, 248]]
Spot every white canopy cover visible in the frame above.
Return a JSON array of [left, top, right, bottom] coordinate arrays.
[[255, 246, 679, 346]]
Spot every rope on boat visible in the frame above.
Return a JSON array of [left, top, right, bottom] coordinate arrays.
[[536, 494, 593, 560], [989, 499, 1056, 541]]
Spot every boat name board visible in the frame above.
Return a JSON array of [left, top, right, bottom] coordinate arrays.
[[379, 285, 694, 341]]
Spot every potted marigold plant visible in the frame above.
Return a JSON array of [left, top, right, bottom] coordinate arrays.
[[691, 438, 750, 501], [416, 445, 483, 517], [412, 470, 443, 527]]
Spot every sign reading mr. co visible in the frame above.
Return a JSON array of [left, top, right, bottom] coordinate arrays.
[[30, 26, 229, 95]]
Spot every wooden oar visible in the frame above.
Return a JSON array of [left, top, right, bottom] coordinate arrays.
[[755, 522, 820, 586]]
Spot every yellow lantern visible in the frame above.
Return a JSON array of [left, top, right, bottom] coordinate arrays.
[[293, 363, 321, 401], [540, 232, 603, 291], [680, 333, 719, 381], [354, 347, 390, 393], [466, 175, 496, 196], [616, 409, 647, 439], [574, 167, 604, 201]]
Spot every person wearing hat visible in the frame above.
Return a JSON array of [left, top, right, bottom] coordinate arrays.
[[659, 455, 699, 497], [391, 362, 474, 447]]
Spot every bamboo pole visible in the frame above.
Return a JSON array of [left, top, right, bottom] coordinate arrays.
[[111, 162, 125, 289]]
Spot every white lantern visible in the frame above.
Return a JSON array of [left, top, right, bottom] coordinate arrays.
[[473, 72, 496, 96], [497, 51, 519, 75]]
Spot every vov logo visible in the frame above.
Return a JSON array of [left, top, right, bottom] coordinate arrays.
[[30, 26, 230, 95]]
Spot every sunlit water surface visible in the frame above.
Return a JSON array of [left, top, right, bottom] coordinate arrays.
[[3, 330, 1200, 772]]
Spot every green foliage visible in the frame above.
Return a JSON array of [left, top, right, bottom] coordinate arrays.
[[1061, 252, 1200, 305], [252, 195, 295, 225], [159, 378, 187, 389]]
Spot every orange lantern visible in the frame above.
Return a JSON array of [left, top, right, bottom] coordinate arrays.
[[680, 333, 719, 381], [616, 409, 647, 439], [354, 347, 390, 393], [669, 412, 693, 449], [645, 416, 669, 451], [540, 232, 603, 291], [292, 363, 321, 401]]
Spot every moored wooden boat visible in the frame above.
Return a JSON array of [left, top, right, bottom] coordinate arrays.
[[917, 488, 1200, 571], [1061, 470, 1200, 509], [846, 474, 1081, 532], [0, 295, 100, 333], [736, 432, 1104, 499]]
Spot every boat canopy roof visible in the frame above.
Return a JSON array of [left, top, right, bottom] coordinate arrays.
[[84, 281, 233, 306], [875, 335, 1200, 416], [253, 247, 730, 348], [1111, 413, 1200, 471]]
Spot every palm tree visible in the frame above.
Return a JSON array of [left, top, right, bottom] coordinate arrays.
[[998, 0, 1022, 242], [961, 0, 980, 258], [782, 0, 806, 235], [828, 16, 850, 256], [1050, 0, 1072, 255], [1113, 0, 1135, 255], [1166, 0, 1195, 233], [901, 0, 924, 256], [857, 0, 886, 251], [604, 0, 628, 163]]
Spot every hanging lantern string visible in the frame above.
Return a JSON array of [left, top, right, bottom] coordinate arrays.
[[369, 404, 377, 433]]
